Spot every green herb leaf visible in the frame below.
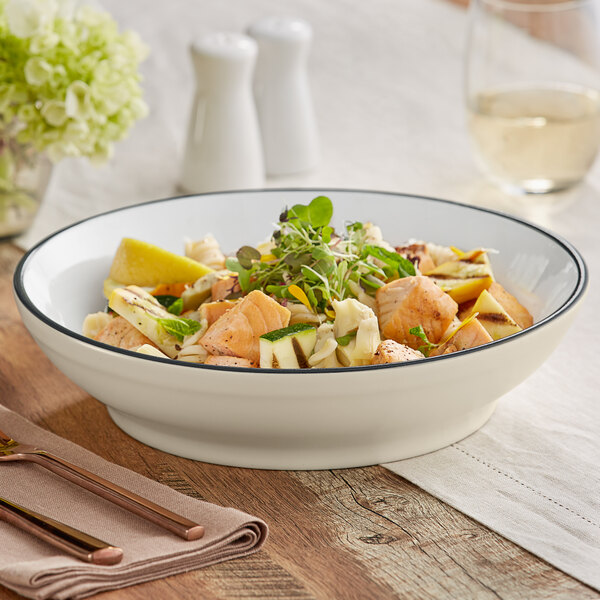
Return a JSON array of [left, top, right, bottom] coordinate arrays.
[[308, 195, 334, 227], [409, 325, 437, 357], [347, 222, 363, 233], [236, 245, 261, 269], [284, 252, 312, 269], [363, 245, 416, 278], [311, 247, 331, 261], [288, 204, 309, 222], [409, 325, 428, 344], [336, 330, 357, 346], [359, 275, 383, 289], [266, 284, 288, 298], [289, 195, 333, 227], [153, 294, 179, 309], [167, 297, 183, 315], [156, 317, 202, 342], [154, 294, 184, 315], [225, 257, 252, 292], [302, 284, 317, 307], [396, 256, 417, 278]]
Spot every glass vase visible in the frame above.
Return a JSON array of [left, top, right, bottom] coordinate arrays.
[[0, 123, 52, 238]]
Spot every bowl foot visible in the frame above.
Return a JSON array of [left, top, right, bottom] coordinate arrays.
[[107, 401, 498, 470]]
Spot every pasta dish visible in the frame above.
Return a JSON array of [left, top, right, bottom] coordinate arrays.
[[83, 196, 533, 369]]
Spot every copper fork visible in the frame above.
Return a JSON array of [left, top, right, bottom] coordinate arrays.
[[0, 428, 204, 541]]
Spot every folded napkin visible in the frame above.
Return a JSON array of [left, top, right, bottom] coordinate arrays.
[[0, 405, 268, 600]]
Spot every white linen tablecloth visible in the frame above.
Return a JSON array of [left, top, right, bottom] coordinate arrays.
[[14, 0, 600, 591]]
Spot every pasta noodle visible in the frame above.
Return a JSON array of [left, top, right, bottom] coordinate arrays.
[[364, 222, 395, 252], [347, 280, 377, 311], [309, 323, 343, 368], [82, 312, 113, 339], [333, 298, 381, 366], [175, 318, 209, 363], [135, 344, 169, 358], [176, 344, 209, 363], [425, 242, 456, 267], [185, 234, 226, 270], [288, 302, 326, 326]]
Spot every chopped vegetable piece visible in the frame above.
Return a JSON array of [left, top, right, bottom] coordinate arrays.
[[150, 282, 190, 297], [259, 323, 317, 369], [336, 330, 357, 346], [109, 238, 213, 287], [429, 276, 493, 304], [463, 289, 522, 340], [260, 322, 315, 342], [181, 272, 222, 311], [109, 286, 199, 357]]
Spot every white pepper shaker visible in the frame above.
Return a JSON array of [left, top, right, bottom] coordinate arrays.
[[180, 33, 264, 193], [248, 17, 319, 176]]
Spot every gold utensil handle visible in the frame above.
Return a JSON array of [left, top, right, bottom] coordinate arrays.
[[26, 451, 204, 540], [0, 496, 123, 565]]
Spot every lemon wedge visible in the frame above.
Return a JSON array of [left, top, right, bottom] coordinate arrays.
[[108, 238, 214, 287]]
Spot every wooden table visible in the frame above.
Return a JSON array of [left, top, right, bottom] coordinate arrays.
[[1, 241, 597, 600]]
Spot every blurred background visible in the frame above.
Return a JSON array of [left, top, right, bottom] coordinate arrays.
[[4, 0, 599, 247]]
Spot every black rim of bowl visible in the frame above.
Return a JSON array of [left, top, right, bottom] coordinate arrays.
[[13, 188, 589, 374]]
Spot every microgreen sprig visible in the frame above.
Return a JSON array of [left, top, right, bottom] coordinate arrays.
[[226, 196, 415, 314]]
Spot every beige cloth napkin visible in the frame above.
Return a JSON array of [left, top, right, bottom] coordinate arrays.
[[0, 405, 268, 600]]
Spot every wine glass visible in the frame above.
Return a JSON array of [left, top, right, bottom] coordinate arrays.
[[465, 0, 600, 194]]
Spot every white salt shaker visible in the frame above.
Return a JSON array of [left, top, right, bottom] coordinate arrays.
[[248, 17, 319, 176], [180, 33, 264, 193]]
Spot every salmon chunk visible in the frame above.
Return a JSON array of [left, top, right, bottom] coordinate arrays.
[[204, 355, 257, 368], [211, 275, 241, 301], [371, 340, 423, 364], [376, 276, 458, 349], [95, 316, 157, 351], [199, 300, 237, 326], [395, 243, 436, 274], [429, 318, 493, 356], [200, 290, 291, 363]]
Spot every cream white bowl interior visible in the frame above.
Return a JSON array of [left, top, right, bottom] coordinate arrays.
[[14, 189, 587, 469]]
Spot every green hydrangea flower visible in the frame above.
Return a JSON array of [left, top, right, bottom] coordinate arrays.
[[0, 0, 149, 163]]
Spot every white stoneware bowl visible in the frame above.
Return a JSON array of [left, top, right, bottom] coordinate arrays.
[[13, 189, 587, 469]]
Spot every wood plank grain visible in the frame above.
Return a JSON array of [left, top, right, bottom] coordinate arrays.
[[293, 468, 598, 600], [0, 241, 598, 600]]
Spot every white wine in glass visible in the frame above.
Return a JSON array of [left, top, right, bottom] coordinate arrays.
[[465, 0, 600, 194]]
